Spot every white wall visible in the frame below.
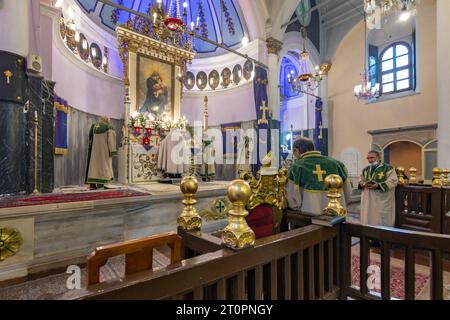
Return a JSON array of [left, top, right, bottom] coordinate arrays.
[[40, 3, 124, 119], [182, 82, 256, 126]]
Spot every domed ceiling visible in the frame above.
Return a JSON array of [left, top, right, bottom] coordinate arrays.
[[76, 0, 247, 54]]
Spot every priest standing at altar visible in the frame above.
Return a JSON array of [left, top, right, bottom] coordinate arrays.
[[85, 116, 117, 189], [359, 151, 398, 227]]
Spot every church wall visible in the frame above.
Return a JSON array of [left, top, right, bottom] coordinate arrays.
[[182, 82, 257, 126], [328, 0, 437, 173]]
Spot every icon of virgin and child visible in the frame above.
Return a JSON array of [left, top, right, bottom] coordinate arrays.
[[139, 72, 169, 116]]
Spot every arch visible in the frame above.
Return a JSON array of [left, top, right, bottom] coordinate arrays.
[[268, 0, 300, 41], [424, 139, 438, 150], [382, 138, 423, 151]]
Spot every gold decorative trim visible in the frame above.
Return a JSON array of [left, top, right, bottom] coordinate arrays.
[[0, 227, 22, 262], [266, 37, 283, 55]]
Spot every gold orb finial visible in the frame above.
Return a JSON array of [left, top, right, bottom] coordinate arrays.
[[222, 180, 255, 250], [180, 175, 198, 195], [409, 167, 418, 184], [178, 176, 202, 232], [323, 174, 346, 217], [432, 168, 443, 188], [227, 179, 252, 205], [396, 167, 406, 185], [324, 174, 343, 190]]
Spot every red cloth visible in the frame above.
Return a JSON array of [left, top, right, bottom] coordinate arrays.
[[0, 190, 150, 209], [246, 205, 274, 239]]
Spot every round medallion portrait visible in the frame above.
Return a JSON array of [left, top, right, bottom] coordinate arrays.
[[243, 60, 254, 80], [184, 71, 195, 90], [232, 64, 242, 85], [221, 68, 232, 88], [208, 70, 220, 90], [90, 43, 103, 69], [77, 33, 89, 61], [196, 71, 208, 90]]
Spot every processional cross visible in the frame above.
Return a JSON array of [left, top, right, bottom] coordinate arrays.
[[258, 100, 269, 125]]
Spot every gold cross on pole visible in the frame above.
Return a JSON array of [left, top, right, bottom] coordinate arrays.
[[313, 164, 327, 182], [258, 100, 269, 125], [4, 70, 13, 84]]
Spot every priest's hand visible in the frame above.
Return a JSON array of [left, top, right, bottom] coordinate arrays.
[[359, 181, 366, 189], [367, 182, 379, 190]]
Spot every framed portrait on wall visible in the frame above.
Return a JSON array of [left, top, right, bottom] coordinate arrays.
[[137, 53, 175, 119]]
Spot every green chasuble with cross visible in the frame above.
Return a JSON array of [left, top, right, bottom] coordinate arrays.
[[286, 151, 352, 215], [360, 163, 398, 227]]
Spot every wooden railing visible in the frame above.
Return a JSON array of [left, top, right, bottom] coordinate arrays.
[[340, 223, 450, 300], [395, 185, 442, 233], [59, 224, 340, 300]]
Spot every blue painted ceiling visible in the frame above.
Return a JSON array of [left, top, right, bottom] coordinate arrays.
[[76, 0, 247, 54]]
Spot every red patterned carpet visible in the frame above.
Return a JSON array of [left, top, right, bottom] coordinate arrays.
[[0, 190, 151, 209], [351, 255, 430, 299]]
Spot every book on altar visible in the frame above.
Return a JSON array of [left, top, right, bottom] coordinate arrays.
[[311, 214, 345, 227]]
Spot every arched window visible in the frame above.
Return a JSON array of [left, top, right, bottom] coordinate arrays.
[[380, 42, 413, 94]]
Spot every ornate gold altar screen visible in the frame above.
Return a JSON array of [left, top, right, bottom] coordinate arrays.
[[116, 26, 195, 184]]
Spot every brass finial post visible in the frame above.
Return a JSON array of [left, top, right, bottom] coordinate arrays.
[[409, 167, 418, 184], [177, 176, 202, 231], [222, 180, 255, 250], [396, 167, 406, 186], [323, 175, 346, 217], [442, 169, 450, 187], [432, 168, 443, 188]]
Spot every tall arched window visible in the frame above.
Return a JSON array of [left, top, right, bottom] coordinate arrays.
[[380, 42, 413, 94]]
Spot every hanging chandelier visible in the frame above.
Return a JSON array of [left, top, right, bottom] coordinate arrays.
[[354, 14, 380, 102], [364, 0, 418, 19], [286, 28, 325, 94]]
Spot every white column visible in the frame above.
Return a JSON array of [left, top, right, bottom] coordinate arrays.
[[266, 38, 283, 121], [437, 0, 450, 168], [266, 38, 283, 169], [267, 52, 280, 121], [0, 0, 30, 56]]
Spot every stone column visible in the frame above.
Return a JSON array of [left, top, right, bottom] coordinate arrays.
[[0, 0, 30, 56], [437, 0, 450, 168], [266, 37, 283, 121], [266, 38, 283, 169]]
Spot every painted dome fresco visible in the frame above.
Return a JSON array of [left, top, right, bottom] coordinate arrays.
[[75, 0, 248, 54]]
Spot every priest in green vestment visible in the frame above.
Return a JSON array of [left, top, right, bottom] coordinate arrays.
[[359, 151, 398, 227], [286, 138, 351, 215], [85, 116, 117, 189]]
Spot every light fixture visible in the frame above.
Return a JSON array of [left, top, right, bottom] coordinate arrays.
[[354, 14, 380, 102], [370, 0, 418, 19], [82, 39, 88, 50], [91, 47, 97, 58], [74, 31, 80, 43], [300, 27, 309, 60]]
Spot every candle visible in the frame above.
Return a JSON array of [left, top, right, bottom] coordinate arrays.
[[35, 111, 38, 120]]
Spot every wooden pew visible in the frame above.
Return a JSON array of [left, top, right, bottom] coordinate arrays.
[[87, 232, 182, 285]]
